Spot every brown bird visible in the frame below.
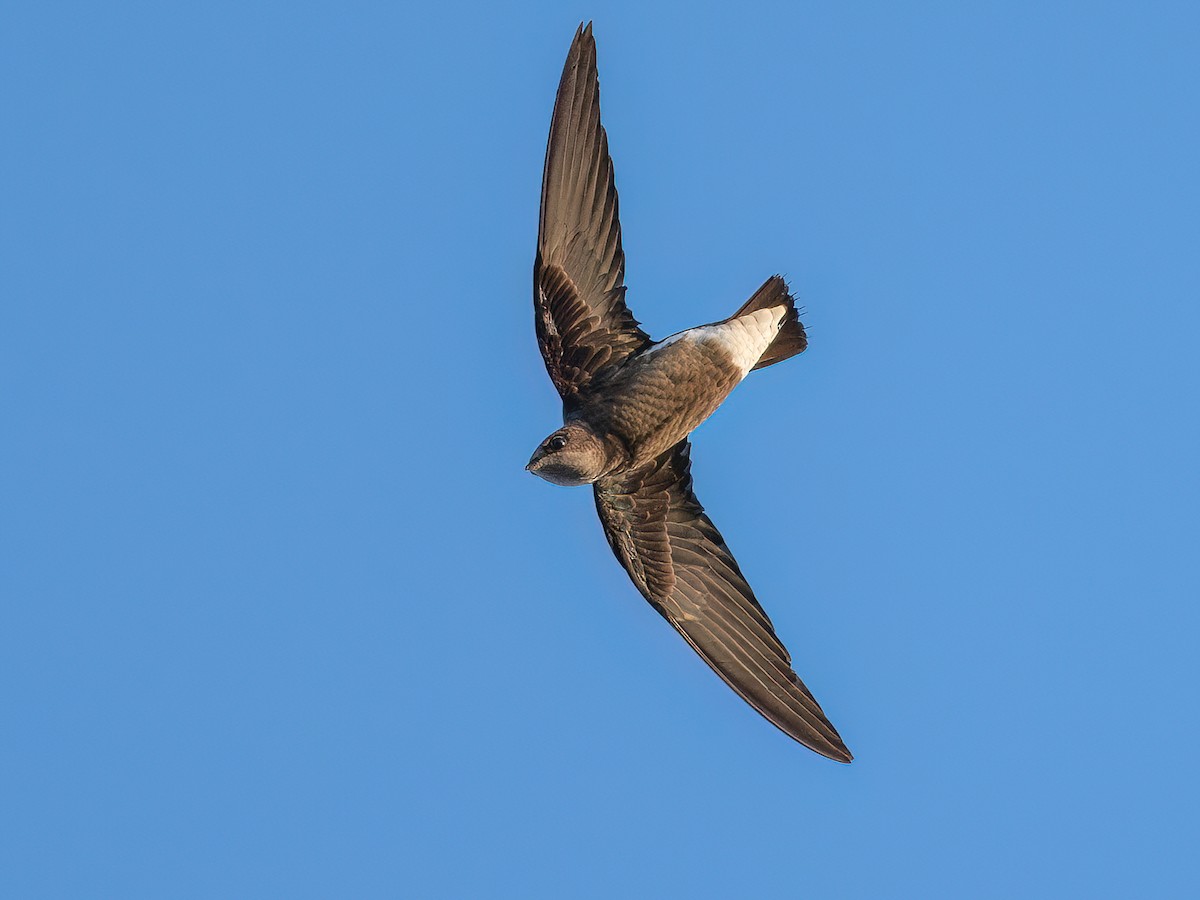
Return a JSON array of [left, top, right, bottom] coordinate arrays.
[[526, 23, 852, 762]]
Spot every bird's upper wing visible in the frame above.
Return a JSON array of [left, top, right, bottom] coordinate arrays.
[[593, 440, 852, 761], [535, 23, 650, 406]]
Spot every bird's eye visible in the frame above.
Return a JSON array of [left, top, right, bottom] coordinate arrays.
[[548, 435, 567, 451]]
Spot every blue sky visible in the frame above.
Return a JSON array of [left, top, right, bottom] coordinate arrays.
[[3, 1, 1198, 896]]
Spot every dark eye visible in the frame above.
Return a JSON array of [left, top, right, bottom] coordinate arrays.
[[548, 435, 567, 452]]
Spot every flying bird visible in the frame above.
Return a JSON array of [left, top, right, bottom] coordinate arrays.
[[527, 23, 852, 762]]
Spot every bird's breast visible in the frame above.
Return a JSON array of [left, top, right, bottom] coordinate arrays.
[[586, 333, 749, 466]]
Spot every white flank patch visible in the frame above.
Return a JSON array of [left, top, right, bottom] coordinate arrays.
[[643, 330, 691, 356], [718, 307, 785, 374], [643, 306, 784, 374]]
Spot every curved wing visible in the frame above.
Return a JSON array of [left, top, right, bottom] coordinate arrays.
[[594, 441, 852, 761], [535, 23, 650, 405]]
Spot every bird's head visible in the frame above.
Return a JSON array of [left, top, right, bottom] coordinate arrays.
[[525, 422, 609, 486]]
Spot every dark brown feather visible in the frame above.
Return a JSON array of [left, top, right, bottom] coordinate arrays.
[[593, 440, 852, 762], [535, 23, 649, 405]]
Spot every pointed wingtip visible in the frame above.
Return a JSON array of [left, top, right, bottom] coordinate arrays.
[[798, 729, 852, 763], [808, 716, 854, 763], [794, 726, 853, 763], [828, 746, 854, 764], [570, 22, 595, 58]]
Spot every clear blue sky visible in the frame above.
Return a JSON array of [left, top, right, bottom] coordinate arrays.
[[3, 1, 1198, 897]]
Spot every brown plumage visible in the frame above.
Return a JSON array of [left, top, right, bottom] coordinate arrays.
[[527, 24, 851, 762]]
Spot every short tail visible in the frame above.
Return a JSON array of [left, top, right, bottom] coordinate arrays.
[[732, 275, 808, 370]]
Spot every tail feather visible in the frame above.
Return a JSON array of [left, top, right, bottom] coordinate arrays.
[[732, 275, 807, 370]]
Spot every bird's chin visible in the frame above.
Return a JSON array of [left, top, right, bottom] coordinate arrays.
[[527, 463, 589, 487]]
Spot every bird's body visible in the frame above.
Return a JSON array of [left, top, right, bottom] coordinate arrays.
[[575, 287, 797, 470], [527, 24, 852, 762]]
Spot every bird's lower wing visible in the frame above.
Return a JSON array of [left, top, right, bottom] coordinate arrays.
[[593, 440, 852, 762]]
